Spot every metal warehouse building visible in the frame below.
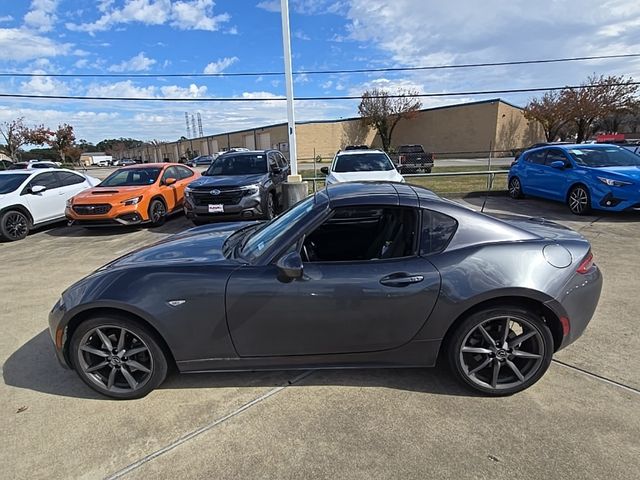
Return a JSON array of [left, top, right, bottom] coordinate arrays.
[[122, 98, 543, 162]]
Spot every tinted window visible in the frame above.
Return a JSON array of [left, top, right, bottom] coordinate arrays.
[[276, 153, 288, 169], [99, 167, 162, 186], [398, 145, 424, 154], [30, 172, 61, 190], [205, 154, 268, 176], [420, 210, 458, 255], [176, 166, 194, 179], [545, 149, 569, 166], [567, 147, 640, 167], [333, 153, 394, 172], [268, 153, 279, 170], [0, 174, 30, 194], [58, 171, 86, 186], [525, 150, 546, 165], [161, 166, 177, 182]]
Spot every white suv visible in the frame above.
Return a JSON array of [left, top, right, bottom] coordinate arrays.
[[321, 149, 405, 185], [0, 169, 99, 241]]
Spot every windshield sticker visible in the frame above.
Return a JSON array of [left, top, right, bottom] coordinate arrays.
[[570, 149, 585, 155]]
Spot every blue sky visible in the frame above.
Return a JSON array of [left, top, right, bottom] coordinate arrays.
[[0, 0, 639, 144]]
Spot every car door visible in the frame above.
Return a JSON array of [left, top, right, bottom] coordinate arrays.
[[21, 172, 66, 223], [539, 149, 572, 200], [173, 165, 196, 206], [159, 166, 180, 211], [225, 205, 442, 357], [56, 171, 90, 202], [521, 149, 548, 196]]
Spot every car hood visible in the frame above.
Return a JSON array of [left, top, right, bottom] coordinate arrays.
[[592, 165, 640, 180], [329, 170, 404, 183], [71, 185, 153, 203], [189, 174, 267, 189], [100, 221, 257, 270]]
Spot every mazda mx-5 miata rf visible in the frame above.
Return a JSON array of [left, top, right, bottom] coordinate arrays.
[[49, 182, 602, 399]]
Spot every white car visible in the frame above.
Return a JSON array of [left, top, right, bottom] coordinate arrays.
[[0, 169, 99, 241], [322, 149, 405, 185]]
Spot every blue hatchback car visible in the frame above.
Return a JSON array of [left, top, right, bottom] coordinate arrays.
[[508, 144, 640, 215]]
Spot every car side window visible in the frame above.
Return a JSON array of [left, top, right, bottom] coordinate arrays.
[[545, 149, 570, 167], [176, 166, 194, 180], [57, 172, 86, 186], [161, 166, 177, 182], [277, 153, 288, 169], [420, 209, 458, 256], [268, 153, 279, 171], [526, 150, 547, 165], [29, 172, 62, 190], [302, 206, 418, 262]]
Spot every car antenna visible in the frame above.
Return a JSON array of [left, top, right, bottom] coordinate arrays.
[[480, 142, 493, 213]]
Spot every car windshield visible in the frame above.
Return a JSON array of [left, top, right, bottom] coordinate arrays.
[[0, 173, 30, 194], [205, 154, 267, 176], [240, 195, 315, 262], [568, 147, 640, 167], [99, 167, 162, 186], [333, 153, 394, 172]]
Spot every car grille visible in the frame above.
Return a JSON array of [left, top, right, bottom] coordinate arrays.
[[73, 204, 112, 215], [191, 188, 247, 206]]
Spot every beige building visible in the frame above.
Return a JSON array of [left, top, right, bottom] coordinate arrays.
[[122, 99, 543, 162]]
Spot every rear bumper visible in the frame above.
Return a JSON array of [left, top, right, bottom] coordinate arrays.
[[546, 264, 603, 350]]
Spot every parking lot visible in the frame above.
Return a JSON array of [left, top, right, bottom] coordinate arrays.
[[2, 193, 639, 479]]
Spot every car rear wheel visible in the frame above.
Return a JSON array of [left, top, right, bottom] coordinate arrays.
[[0, 210, 30, 242], [447, 306, 553, 396], [508, 177, 524, 199], [567, 185, 591, 215], [70, 316, 168, 399], [148, 199, 166, 227], [265, 192, 276, 220]]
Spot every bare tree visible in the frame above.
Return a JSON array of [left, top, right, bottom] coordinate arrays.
[[562, 75, 638, 143], [0, 118, 51, 160], [358, 89, 422, 152], [524, 91, 570, 141], [48, 124, 76, 164]]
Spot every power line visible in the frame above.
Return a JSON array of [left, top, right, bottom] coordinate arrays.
[[1, 53, 639, 79], [2, 82, 639, 102]]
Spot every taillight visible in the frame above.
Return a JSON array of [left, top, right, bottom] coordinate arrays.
[[576, 251, 594, 274]]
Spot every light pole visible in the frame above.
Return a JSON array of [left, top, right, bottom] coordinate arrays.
[[279, 0, 307, 206]]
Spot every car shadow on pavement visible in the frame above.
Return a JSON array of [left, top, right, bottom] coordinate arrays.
[[461, 194, 640, 224], [42, 216, 193, 238], [4, 330, 473, 400]]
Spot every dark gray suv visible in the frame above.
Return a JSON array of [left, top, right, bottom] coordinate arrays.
[[184, 149, 289, 224]]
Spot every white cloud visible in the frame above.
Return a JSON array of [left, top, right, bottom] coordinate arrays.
[[20, 72, 70, 95], [0, 15, 14, 23], [67, 0, 230, 34], [160, 83, 207, 98], [0, 28, 74, 61], [108, 52, 157, 72], [294, 30, 310, 41], [203, 56, 238, 74], [256, 1, 280, 13], [74, 58, 89, 69], [294, 72, 310, 84], [86, 80, 157, 98], [24, 0, 59, 32], [321, 80, 333, 89], [257, 0, 346, 14]]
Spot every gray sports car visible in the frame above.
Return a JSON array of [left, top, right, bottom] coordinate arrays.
[[48, 182, 602, 399]]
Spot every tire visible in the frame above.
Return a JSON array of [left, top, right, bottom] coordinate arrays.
[[508, 177, 524, 199], [265, 192, 276, 220], [567, 184, 592, 215], [446, 306, 553, 396], [69, 316, 168, 399], [0, 210, 30, 242], [424, 167, 432, 174], [148, 198, 167, 227]]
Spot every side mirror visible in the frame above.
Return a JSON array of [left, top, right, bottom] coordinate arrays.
[[320, 167, 329, 175], [164, 177, 177, 186], [549, 161, 565, 170], [31, 185, 47, 194], [276, 251, 303, 281]]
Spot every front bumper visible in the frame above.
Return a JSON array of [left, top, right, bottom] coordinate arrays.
[[65, 205, 147, 226], [590, 183, 640, 212], [184, 192, 265, 222]]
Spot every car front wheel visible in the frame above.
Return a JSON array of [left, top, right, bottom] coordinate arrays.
[[567, 185, 592, 215], [148, 199, 167, 227], [70, 316, 168, 399], [0, 210, 30, 242], [447, 306, 553, 396]]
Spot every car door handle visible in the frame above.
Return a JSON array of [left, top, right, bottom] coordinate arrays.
[[380, 274, 424, 287]]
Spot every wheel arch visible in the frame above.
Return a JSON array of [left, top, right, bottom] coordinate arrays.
[[63, 306, 177, 371], [565, 181, 590, 202], [439, 296, 564, 356], [147, 194, 168, 220], [0, 204, 34, 227]]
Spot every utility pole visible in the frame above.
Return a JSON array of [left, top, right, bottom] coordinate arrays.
[[185, 112, 191, 138], [197, 112, 204, 137], [279, 0, 306, 207]]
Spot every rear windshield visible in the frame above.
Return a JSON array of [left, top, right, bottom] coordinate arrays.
[[398, 145, 424, 153], [205, 154, 267, 176], [0, 174, 30, 193], [99, 167, 162, 186], [333, 153, 394, 172], [568, 147, 640, 167]]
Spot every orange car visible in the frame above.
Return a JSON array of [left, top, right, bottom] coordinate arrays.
[[66, 163, 199, 227]]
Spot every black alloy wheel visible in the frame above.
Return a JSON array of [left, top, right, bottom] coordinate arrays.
[[265, 192, 276, 220], [448, 307, 553, 396], [0, 210, 30, 241], [567, 185, 591, 215], [508, 177, 524, 199], [148, 199, 167, 227], [70, 317, 168, 399]]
